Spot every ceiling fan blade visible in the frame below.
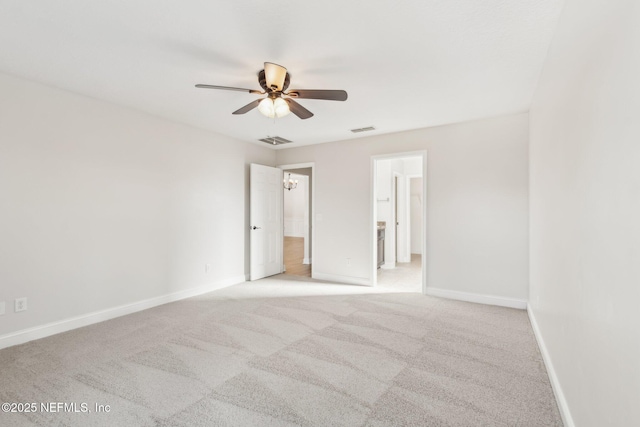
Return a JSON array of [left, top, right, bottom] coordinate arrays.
[[196, 84, 263, 94], [232, 99, 262, 115], [285, 99, 314, 120], [286, 89, 348, 101], [264, 62, 287, 91]]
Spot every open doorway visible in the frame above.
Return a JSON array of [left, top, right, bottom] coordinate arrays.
[[279, 163, 313, 278], [372, 153, 426, 292]]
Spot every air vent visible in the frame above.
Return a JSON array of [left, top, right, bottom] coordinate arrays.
[[350, 126, 376, 133], [258, 136, 292, 145]]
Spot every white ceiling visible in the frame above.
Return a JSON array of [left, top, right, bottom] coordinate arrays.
[[0, 0, 563, 149]]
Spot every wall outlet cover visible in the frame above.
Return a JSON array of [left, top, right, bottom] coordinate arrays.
[[15, 297, 27, 312]]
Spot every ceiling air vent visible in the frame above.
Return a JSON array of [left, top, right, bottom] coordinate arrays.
[[258, 136, 292, 145], [350, 126, 376, 133]]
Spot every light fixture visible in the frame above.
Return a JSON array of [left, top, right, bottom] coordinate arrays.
[[283, 173, 298, 191], [258, 97, 290, 118], [264, 62, 288, 91]]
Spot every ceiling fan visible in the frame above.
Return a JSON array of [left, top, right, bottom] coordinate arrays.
[[195, 62, 347, 120]]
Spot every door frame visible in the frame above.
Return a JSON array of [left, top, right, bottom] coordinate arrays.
[[371, 151, 427, 292], [278, 162, 315, 278]]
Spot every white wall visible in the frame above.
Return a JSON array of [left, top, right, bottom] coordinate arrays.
[[276, 113, 529, 301], [404, 157, 422, 176], [529, 0, 640, 425], [0, 72, 275, 340]]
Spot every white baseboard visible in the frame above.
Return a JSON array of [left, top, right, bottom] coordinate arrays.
[[312, 272, 372, 287], [527, 304, 575, 427], [381, 262, 396, 270], [425, 287, 527, 309], [0, 275, 245, 350]]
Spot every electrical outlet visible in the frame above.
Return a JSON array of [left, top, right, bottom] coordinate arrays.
[[346, 258, 351, 267], [205, 263, 211, 273], [15, 297, 27, 312], [0, 301, 5, 315]]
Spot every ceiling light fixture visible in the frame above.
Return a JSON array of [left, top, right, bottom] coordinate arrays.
[[283, 173, 298, 191], [258, 97, 290, 118], [196, 62, 347, 120]]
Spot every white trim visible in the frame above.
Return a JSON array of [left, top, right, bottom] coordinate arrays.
[[406, 174, 422, 257], [0, 275, 245, 350], [380, 262, 396, 269], [303, 257, 311, 265], [425, 287, 527, 309], [313, 272, 372, 287], [527, 304, 575, 427], [371, 157, 378, 286], [391, 171, 401, 265], [277, 162, 314, 170]]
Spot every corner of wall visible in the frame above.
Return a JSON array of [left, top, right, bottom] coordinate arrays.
[[527, 304, 575, 427]]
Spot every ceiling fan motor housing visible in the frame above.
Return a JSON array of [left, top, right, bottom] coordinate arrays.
[[259, 69, 290, 92]]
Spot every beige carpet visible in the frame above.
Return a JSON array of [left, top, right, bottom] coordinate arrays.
[[0, 277, 562, 426]]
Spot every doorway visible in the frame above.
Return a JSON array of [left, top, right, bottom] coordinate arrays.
[[372, 153, 426, 292], [279, 163, 314, 278]]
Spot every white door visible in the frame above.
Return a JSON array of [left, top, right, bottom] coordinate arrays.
[[250, 163, 283, 280]]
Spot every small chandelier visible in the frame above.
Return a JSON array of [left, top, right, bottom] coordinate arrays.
[[283, 173, 298, 191]]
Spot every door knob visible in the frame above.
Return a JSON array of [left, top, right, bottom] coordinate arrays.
[[251, 226, 262, 230]]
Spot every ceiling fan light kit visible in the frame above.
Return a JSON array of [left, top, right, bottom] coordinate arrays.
[[258, 97, 290, 118], [196, 62, 347, 120]]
